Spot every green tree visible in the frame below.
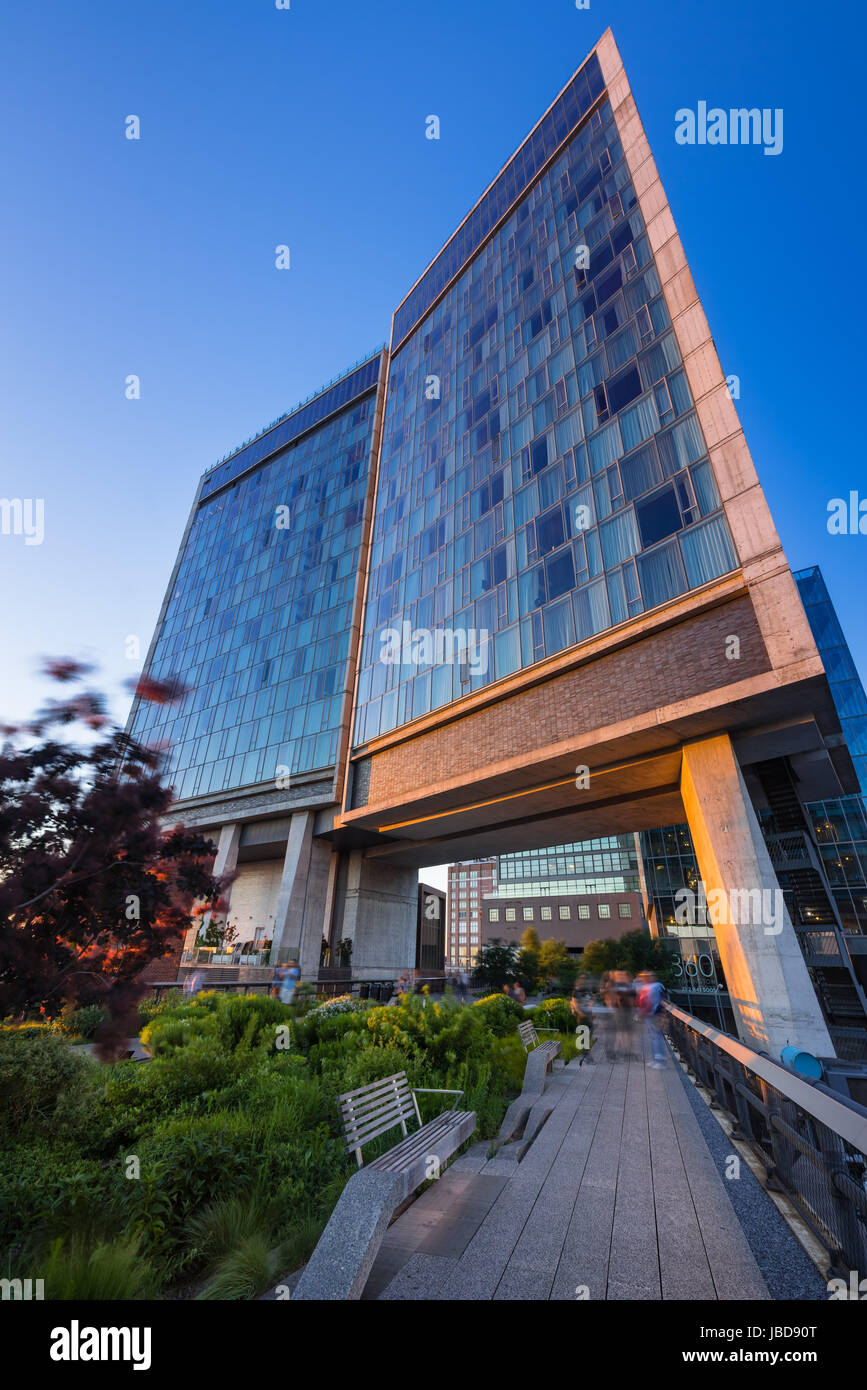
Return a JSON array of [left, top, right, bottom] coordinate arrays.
[[539, 938, 570, 984], [475, 938, 518, 991], [515, 927, 541, 991], [580, 931, 676, 987], [581, 937, 625, 977]]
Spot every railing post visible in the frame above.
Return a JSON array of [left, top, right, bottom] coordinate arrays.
[[759, 1081, 792, 1192], [815, 1121, 867, 1277]]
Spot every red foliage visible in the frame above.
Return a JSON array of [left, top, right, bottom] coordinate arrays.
[[129, 675, 188, 706], [0, 660, 224, 1047]]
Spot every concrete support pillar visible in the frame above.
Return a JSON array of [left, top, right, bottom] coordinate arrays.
[[189, 822, 242, 951], [336, 852, 418, 980], [680, 734, 834, 1059], [298, 838, 334, 983], [269, 812, 314, 966]]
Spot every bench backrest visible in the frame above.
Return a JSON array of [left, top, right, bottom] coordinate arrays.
[[338, 1071, 420, 1164], [518, 1020, 539, 1050]]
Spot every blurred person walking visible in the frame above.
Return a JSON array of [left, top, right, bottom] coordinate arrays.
[[637, 970, 667, 1068]]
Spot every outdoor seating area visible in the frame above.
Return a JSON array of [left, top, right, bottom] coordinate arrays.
[[292, 1071, 476, 1300]]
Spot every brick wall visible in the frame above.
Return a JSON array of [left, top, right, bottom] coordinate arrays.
[[363, 595, 768, 806]]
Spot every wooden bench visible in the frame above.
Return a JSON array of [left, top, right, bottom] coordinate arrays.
[[518, 1019, 561, 1058], [292, 1072, 476, 1300], [518, 1019, 562, 1095]]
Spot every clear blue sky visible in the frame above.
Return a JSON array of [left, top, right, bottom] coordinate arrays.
[[1, 0, 864, 741]]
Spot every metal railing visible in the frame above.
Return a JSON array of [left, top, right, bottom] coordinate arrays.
[[144, 974, 452, 1005], [664, 1002, 867, 1276]]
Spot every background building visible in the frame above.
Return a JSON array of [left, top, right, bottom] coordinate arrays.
[[639, 565, 867, 1056], [446, 836, 646, 969], [446, 860, 496, 970]]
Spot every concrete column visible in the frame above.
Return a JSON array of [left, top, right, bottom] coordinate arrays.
[[269, 812, 314, 965], [297, 838, 334, 982], [190, 822, 242, 950], [336, 852, 419, 980], [681, 734, 834, 1059]]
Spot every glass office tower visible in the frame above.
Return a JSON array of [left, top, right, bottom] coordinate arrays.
[[489, 836, 641, 897], [129, 352, 384, 801], [794, 567, 867, 795], [353, 55, 738, 746]]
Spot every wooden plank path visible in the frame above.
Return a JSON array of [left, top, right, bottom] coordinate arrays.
[[365, 1045, 770, 1301]]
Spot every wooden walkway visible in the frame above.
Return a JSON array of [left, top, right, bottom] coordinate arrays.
[[364, 1047, 770, 1301]]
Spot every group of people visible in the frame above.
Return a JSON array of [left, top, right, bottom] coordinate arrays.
[[181, 958, 300, 1004], [572, 968, 667, 1066]]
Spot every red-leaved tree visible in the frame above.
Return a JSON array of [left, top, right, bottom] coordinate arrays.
[[0, 660, 227, 1047]]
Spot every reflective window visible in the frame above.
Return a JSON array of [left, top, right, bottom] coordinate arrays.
[[131, 375, 379, 799], [355, 99, 738, 744]]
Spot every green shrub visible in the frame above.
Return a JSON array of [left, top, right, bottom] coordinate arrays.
[[0, 1020, 54, 1039], [54, 1004, 107, 1040], [529, 997, 575, 1033], [137, 995, 173, 1030], [38, 1235, 160, 1300], [197, 1233, 276, 1300], [471, 993, 524, 1036], [186, 1191, 278, 1268], [0, 1030, 92, 1138], [141, 992, 292, 1060]]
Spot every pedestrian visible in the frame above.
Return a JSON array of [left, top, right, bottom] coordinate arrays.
[[272, 959, 300, 1005], [183, 968, 204, 997], [637, 970, 667, 1068], [281, 958, 300, 1006], [511, 979, 527, 1006], [459, 969, 470, 1003]]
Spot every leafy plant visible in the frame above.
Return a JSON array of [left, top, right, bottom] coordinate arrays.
[[474, 938, 519, 990], [38, 1235, 160, 1300], [54, 1003, 107, 1040], [471, 993, 524, 1036]]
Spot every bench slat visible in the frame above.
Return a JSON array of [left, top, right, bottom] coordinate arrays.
[[338, 1072, 412, 1105], [340, 1092, 415, 1129], [342, 1113, 414, 1154], [369, 1110, 457, 1158], [370, 1113, 470, 1172], [339, 1088, 413, 1119], [341, 1104, 417, 1147], [340, 1083, 413, 1120]]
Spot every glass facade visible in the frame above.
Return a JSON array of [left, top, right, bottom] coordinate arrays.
[[639, 823, 728, 1005], [354, 95, 739, 745], [794, 566, 867, 794], [130, 357, 382, 800], [489, 835, 640, 897], [807, 797, 867, 936]]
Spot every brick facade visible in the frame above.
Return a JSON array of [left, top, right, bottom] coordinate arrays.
[[362, 593, 768, 807]]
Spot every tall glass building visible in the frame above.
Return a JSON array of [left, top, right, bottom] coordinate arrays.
[[352, 62, 737, 746], [131, 29, 860, 1063], [794, 567, 867, 796], [129, 352, 385, 802]]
